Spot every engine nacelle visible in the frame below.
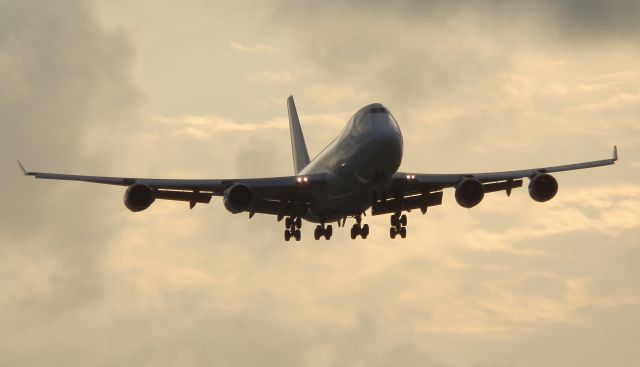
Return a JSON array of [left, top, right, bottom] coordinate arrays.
[[223, 184, 253, 214], [455, 178, 485, 208], [529, 173, 558, 202], [124, 183, 155, 212]]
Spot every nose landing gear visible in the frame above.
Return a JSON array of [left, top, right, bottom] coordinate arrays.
[[389, 212, 407, 239], [314, 224, 333, 240]]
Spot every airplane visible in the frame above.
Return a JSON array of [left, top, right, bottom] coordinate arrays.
[[19, 96, 618, 241]]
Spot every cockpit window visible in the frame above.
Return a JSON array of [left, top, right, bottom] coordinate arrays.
[[370, 107, 388, 114]]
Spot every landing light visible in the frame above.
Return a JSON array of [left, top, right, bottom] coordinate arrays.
[[406, 174, 416, 180], [297, 176, 309, 183]]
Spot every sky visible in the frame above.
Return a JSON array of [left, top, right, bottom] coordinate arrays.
[[1, 0, 639, 366]]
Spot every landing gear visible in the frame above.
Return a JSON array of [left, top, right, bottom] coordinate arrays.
[[314, 224, 333, 240], [349, 215, 369, 239], [284, 228, 301, 241], [284, 216, 302, 241], [389, 213, 407, 239], [285, 216, 302, 229]]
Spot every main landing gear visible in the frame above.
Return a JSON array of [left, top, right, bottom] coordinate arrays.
[[350, 215, 370, 240], [314, 224, 333, 240], [389, 212, 407, 239], [284, 216, 302, 241]]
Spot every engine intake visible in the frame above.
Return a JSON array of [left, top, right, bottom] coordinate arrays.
[[529, 173, 558, 202], [223, 184, 253, 213], [124, 183, 155, 212], [455, 178, 484, 208]]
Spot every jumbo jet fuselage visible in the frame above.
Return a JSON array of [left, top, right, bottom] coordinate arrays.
[[299, 103, 402, 223]]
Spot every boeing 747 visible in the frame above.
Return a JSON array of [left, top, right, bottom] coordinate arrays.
[[20, 96, 618, 241]]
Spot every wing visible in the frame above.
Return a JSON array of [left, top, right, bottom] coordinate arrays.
[[19, 161, 326, 216], [374, 146, 618, 215]]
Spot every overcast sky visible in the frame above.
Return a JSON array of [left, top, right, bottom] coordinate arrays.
[[1, 1, 639, 366]]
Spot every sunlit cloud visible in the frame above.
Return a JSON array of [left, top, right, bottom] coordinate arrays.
[[462, 185, 640, 252], [246, 70, 295, 84], [229, 41, 275, 53]]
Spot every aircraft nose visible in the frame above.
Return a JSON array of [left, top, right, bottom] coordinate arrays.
[[368, 116, 402, 150], [372, 132, 402, 156], [365, 129, 403, 173]]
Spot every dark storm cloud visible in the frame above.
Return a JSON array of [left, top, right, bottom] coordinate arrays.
[[541, 0, 640, 40], [269, 0, 640, 41]]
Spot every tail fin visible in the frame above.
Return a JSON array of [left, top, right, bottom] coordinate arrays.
[[287, 95, 310, 174]]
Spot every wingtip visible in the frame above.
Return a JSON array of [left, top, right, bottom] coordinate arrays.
[[613, 145, 618, 161], [17, 160, 27, 175]]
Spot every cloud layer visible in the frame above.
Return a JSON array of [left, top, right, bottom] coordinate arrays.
[[1, 1, 639, 366]]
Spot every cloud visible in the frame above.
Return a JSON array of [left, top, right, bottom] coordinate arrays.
[[246, 70, 296, 84], [0, 0, 139, 350], [3, 1, 640, 367], [230, 41, 274, 53]]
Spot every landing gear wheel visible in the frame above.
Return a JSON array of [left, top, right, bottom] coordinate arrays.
[[390, 214, 399, 227], [284, 230, 291, 241], [295, 217, 302, 228], [325, 225, 333, 240], [293, 229, 301, 241], [350, 224, 358, 240], [389, 212, 408, 239], [361, 224, 370, 239], [285, 217, 293, 229], [314, 226, 321, 240]]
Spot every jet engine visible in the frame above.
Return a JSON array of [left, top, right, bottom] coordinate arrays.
[[528, 173, 558, 202], [124, 183, 155, 212], [223, 184, 253, 213], [455, 178, 485, 208]]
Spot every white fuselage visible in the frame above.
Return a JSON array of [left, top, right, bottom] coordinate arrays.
[[299, 103, 403, 223]]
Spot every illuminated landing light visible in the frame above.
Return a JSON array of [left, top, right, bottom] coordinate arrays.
[[406, 174, 416, 180], [297, 176, 309, 183]]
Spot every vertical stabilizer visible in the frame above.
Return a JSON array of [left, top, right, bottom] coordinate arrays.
[[287, 95, 310, 174]]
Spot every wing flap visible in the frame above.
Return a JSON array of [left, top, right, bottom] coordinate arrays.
[[155, 190, 213, 204], [250, 198, 308, 218], [371, 191, 443, 216]]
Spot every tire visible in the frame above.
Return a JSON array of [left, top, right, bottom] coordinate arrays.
[[325, 225, 333, 240], [399, 227, 406, 238], [285, 217, 292, 229], [350, 225, 358, 240], [362, 224, 369, 239], [314, 226, 321, 240], [284, 230, 291, 241], [390, 215, 398, 227], [295, 217, 302, 228], [294, 229, 301, 241], [400, 214, 407, 227], [390, 227, 396, 239]]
